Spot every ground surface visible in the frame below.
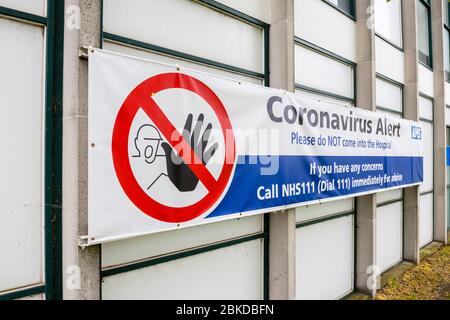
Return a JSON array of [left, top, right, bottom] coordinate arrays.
[[375, 245, 450, 300], [347, 244, 450, 300]]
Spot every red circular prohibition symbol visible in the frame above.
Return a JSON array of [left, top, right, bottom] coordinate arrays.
[[112, 73, 236, 223]]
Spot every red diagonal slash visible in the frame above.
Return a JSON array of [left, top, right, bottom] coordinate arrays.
[[140, 96, 217, 192], [112, 72, 236, 223]]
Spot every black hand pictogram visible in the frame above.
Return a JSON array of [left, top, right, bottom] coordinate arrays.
[[161, 114, 218, 192]]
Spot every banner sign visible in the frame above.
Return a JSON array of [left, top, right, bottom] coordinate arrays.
[[88, 49, 423, 244], [447, 146, 450, 166]]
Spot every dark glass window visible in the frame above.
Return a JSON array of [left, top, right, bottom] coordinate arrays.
[[325, 0, 355, 17], [444, 0, 450, 80], [445, 29, 449, 80], [418, 0, 432, 68], [444, 0, 450, 25]]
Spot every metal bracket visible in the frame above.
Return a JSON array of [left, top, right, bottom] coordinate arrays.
[[79, 46, 94, 60], [78, 235, 90, 248]]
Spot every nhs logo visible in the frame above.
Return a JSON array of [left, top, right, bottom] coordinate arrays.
[[411, 126, 422, 140]]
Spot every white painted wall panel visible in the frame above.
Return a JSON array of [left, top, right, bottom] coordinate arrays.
[[102, 215, 262, 268], [103, 0, 264, 73], [0, 0, 46, 16], [377, 108, 402, 118], [418, 64, 434, 98], [102, 240, 263, 300], [375, 36, 405, 84], [447, 85, 450, 202], [215, 0, 270, 23], [376, 77, 402, 113], [295, 198, 354, 224], [374, 0, 403, 48], [419, 96, 434, 121], [296, 215, 354, 300], [377, 189, 403, 204], [419, 193, 433, 247], [103, 41, 263, 85], [294, 0, 356, 62], [446, 106, 450, 126], [446, 82, 450, 106], [295, 45, 354, 98], [295, 89, 354, 107], [420, 121, 433, 193], [445, 82, 450, 124], [0, 18, 44, 292], [377, 202, 403, 272]]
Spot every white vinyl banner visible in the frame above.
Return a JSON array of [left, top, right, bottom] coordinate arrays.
[[88, 49, 423, 245]]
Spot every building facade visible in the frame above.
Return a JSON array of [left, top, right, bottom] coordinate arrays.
[[0, 0, 449, 300]]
